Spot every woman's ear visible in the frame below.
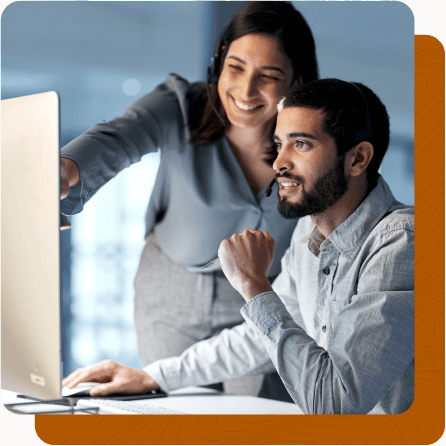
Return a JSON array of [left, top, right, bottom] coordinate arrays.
[[348, 141, 374, 177]]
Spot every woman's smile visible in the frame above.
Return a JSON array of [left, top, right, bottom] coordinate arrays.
[[233, 98, 263, 111], [218, 33, 294, 131]]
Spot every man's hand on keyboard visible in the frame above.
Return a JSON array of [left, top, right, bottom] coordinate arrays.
[[62, 360, 160, 396]]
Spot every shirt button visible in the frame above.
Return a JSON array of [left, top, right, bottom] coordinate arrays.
[[322, 325, 326, 332], [323, 267, 330, 275]]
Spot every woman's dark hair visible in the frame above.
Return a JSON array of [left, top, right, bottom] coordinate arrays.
[[189, 1, 318, 145], [280, 79, 390, 186]]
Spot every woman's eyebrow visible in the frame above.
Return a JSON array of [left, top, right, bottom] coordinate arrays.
[[227, 56, 286, 75]]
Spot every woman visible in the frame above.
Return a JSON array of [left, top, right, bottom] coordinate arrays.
[[60, 1, 318, 400]]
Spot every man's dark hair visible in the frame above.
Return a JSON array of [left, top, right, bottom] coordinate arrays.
[[189, 1, 318, 145], [280, 79, 390, 185]]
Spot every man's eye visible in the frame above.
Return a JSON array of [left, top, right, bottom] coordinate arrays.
[[296, 141, 309, 149], [275, 142, 282, 151]]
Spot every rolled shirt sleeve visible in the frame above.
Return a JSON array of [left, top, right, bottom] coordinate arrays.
[[242, 290, 413, 414]]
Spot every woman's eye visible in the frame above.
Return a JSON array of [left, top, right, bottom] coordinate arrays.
[[229, 64, 243, 72], [275, 142, 282, 151]]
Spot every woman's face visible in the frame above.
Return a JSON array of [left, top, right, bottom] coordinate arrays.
[[217, 33, 294, 132]]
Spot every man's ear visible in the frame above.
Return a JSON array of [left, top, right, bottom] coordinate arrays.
[[347, 141, 374, 177]]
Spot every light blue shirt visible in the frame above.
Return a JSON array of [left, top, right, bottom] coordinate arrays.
[[146, 177, 414, 414], [60, 73, 297, 274]]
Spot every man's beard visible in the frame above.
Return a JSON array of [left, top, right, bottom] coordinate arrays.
[[277, 155, 349, 219]]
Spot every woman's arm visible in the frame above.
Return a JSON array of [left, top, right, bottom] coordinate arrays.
[[60, 74, 190, 214]]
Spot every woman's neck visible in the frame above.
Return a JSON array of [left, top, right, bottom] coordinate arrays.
[[224, 120, 275, 154], [223, 120, 277, 196]]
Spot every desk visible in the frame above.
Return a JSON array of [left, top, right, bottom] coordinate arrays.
[[2, 387, 303, 415]]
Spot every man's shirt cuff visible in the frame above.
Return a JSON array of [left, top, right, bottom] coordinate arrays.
[[143, 360, 172, 392], [241, 291, 292, 335]]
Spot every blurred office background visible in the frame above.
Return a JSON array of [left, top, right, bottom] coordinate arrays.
[[2, 1, 414, 376]]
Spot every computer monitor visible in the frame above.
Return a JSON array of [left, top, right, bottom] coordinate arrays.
[[1, 91, 62, 400]]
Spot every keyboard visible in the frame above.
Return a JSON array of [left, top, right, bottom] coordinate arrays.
[[76, 398, 186, 415]]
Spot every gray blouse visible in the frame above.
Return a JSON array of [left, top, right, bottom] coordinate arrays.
[[60, 73, 297, 274]]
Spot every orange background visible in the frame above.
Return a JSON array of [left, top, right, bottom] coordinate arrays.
[[35, 35, 445, 445]]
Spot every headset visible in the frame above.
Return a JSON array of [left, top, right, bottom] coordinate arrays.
[[205, 45, 227, 126], [206, 53, 222, 85]]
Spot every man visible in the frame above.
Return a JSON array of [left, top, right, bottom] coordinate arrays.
[[63, 79, 414, 414]]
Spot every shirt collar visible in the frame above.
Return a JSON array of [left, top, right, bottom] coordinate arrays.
[[305, 176, 400, 259]]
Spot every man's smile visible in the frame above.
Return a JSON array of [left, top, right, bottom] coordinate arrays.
[[276, 177, 302, 191]]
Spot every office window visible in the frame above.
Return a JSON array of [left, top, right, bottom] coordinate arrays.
[[68, 152, 160, 370]]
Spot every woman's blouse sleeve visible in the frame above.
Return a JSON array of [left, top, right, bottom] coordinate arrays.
[[60, 74, 190, 214]]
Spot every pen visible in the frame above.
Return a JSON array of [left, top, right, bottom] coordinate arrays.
[[201, 257, 220, 269]]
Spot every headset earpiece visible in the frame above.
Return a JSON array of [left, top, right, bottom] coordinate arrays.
[[207, 57, 219, 85], [207, 49, 222, 84], [205, 47, 226, 127]]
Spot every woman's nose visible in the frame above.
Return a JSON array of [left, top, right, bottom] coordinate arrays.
[[239, 73, 258, 99]]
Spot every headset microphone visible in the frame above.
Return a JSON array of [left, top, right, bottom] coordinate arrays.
[[265, 178, 276, 197]]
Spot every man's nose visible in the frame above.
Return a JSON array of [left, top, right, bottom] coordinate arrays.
[[273, 147, 294, 174]]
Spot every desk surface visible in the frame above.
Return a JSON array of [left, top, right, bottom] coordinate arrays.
[[2, 387, 303, 415]]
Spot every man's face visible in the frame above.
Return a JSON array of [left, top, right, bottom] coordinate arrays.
[[273, 107, 349, 219]]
